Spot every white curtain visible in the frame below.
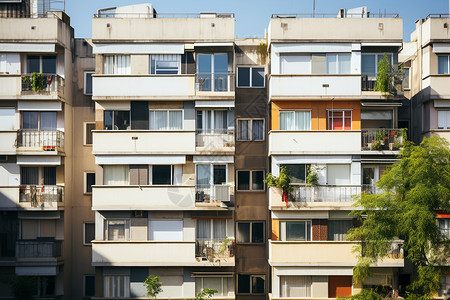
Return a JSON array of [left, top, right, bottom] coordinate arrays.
[[280, 111, 294, 130], [238, 120, 249, 140], [295, 111, 311, 130], [103, 55, 130, 75], [339, 54, 351, 74], [438, 111, 450, 129], [280, 276, 311, 297], [103, 165, 129, 185], [196, 219, 211, 240], [169, 110, 182, 130], [149, 220, 183, 241], [196, 164, 211, 186], [327, 164, 350, 185], [280, 55, 310, 74], [213, 219, 226, 240], [326, 54, 338, 74], [214, 110, 227, 132], [252, 120, 264, 140], [104, 275, 130, 297]]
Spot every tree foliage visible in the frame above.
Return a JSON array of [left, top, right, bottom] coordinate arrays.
[[374, 53, 391, 93], [195, 288, 218, 300], [265, 167, 293, 193], [144, 275, 163, 299], [347, 136, 450, 299]]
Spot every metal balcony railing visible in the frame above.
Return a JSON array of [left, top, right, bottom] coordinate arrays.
[[16, 239, 62, 258], [195, 184, 233, 203], [16, 130, 64, 150], [195, 73, 234, 92], [195, 129, 235, 148], [195, 239, 234, 261], [361, 128, 405, 151], [289, 184, 381, 203], [19, 185, 64, 206], [271, 13, 400, 18], [361, 75, 377, 91], [21, 74, 64, 95], [94, 9, 234, 18]]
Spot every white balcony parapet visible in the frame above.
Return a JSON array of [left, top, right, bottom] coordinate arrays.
[[92, 185, 195, 210], [195, 130, 235, 151], [269, 130, 361, 155]]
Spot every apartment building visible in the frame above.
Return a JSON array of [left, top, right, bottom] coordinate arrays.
[[90, 4, 236, 298], [400, 14, 450, 297], [0, 0, 74, 298], [266, 8, 406, 299]]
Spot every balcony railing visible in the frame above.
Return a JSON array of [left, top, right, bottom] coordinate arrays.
[[21, 74, 64, 95], [289, 184, 381, 203], [361, 75, 376, 91], [361, 128, 405, 151], [195, 239, 235, 261], [16, 239, 62, 258], [16, 130, 64, 150], [196, 129, 235, 149], [19, 185, 64, 206], [195, 184, 233, 203], [195, 73, 234, 92]]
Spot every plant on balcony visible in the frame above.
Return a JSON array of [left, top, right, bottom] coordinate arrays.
[[31, 72, 44, 93], [219, 237, 234, 254], [265, 167, 293, 202], [306, 165, 321, 186], [195, 288, 218, 300], [144, 275, 163, 299], [374, 54, 391, 94], [347, 137, 450, 299]]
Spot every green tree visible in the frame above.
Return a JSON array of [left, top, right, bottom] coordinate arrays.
[[374, 53, 391, 93], [347, 136, 450, 299], [195, 288, 218, 300], [144, 275, 163, 299]]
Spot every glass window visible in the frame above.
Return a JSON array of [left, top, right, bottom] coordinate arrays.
[[280, 276, 312, 298], [196, 110, 230, 133], [326, 54, 336, 74], [280, 55, 310, 74], [84, 223, 95, 245], [238, 275, 265, 294], [197, 54, 229, 92], [0, 107, 15, 130], [438, 56, 450, 74], [40, 112, 57, 130], [27, 55, 56, 73], [196, 219, 211, 240], [438, 219, 450, 240], [104, 275, 130, 298], [279, 111, 311, 131], [84, 275, 96, 297], [103, 165, 129, 185], [20, 166, 39, 185], [311, 54, 326, 74], [237, 170, 264, 191], [237, 119, 264, 141], [105, 220, 130, 241], [43, 166, 56, 185], [149, 110, 182, 130], [103, 111, 130, 130], [27, 55, 41, 73], [103, 55, 130, 75], [84, 72, 94, 95], [403, 68, 410, 90], [152, 165, 172, 185], [84, 122, 96, 145], [149, 220, 183, 241], [237, 67, 250, 87], [438, 111, 450, 129], [85, 172, 95, 193], [362, 53, 393, 76], [22, 111, 39, 129], [196, 219, 227, 241], [328, 220, 352, 241], [237, 222, 264, 244], [237, 67, 264, 87], [281, 164, 308, 184], [327, 110, 351, 130], [280, 221, 311, 241], [150, 54, 181, 74], [327, 164, 350, 185], [42, 56, 56, 74], [196, 277, 231, 297]]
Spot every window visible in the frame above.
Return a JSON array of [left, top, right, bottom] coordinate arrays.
[[104, 219, 130, 241], [0, 53, 20, 74], [281, 164, 309, 184], [104, 275, 130, 298], [327, 110, 351, 130], [328, 220, 352, 241], [279, 111, 311, 131], [149, 220, 183, 241], [237, 119, 264, 141], [237, 170, 264, 191], [438, 55, 450, 74], [0, 107, 15, 130], [438, 218, 450, 240], [151, 165, 182, 185], [104, 111, 130, 130], [403, 68, 410, 90], [438, 111, 450, 129], [280, 276, 312, 298], [150, 55, 181, 74], [22, 111, 57, 130], [196, 109, 233, 133], [327, 165, 350, 185], [280, 55, 310, 74], [280, 54, 351, 74], [237, 67, 265, 87], [85, 172, 95, 194], [196, 219, 228, 241], [84, 122, 96, 145], [362, 53, 393, 77], [197, 53, 229, 92], [237, 222, 264, 244], [196, 277, 232, 297], [103, 55, 130, 75], [27, 55, 56, 73], [20, 166, 56, 185], [149, 110, 183, 130], [238, 274, 265, 294], [83, 222, 95, 245], [84, 275, 96, 297], [196, 164, 227, 187], [84, 72, 94, 95], [130, 165, 148, 185], [326, 54, 351, 74], [103, 165, 129, 185], [280, 221, 312, 241]]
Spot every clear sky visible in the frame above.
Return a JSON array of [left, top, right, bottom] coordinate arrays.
[[66, 0, 449, 41]]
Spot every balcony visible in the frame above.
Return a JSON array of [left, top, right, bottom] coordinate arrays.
[[423, 75, 450, 99], [0, 131, 17, 154], [195, 73, 235, 99], [195, 130, 235, 153], [21, 74, 64, 97], [269, 74, 361, 99], [195, 184, 234, 206], [92, 130, 196, 155], [195, 239, 235, 263], [16, 239, 62, 259], [92, 75, 195, 100], [0, 74, 64, 100], [18, 185, 64, 210], [269, 131, 361, 155], [92, 185, 195, 210], [269, 240, 403, 267], [16, 130, 64, 153], [361, 128, 405, 151]]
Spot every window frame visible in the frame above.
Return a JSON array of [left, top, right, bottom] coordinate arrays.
[[149, 109, 184, 131], [83, 222, 95, 246], [437, 110, 450, 130], [83, 274, 96, 297], [438, 55, 450, 75], [84, 122, 96, 146], [103, 55, 131, 75], [195, 276, 231, 297], [151, 165, 175, 185], [403, 67, 410, 90], [280, 275, 312, 298], [236, 221, 265, 244], [104, 219, 131, 241], [148, 219, 184, 241], [279, 220, 312, 241], [236, 118, 265, 141], [150, 54, 181, 75], [21, 111, 57, 131], [103, 110, 131, 131], [103, 274, 130, 298], [236, 170, 265, 191], [26, 55, 57, 74], [237, 66, 265, 88], [84, 71, 94, 95], [84, 171, 96, 194], [196, 218, 229, 241], [326, 109, 352, 131], [325, 53, 352, 74], [195, 164, 229, 187], [196, 109, 233, 133], [438, 218, 450, 240], [237, 274, 265, 295], [279, 110, 311, 131]]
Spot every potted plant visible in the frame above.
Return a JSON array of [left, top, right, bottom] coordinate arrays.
[[265, 167, 293, 207], [31, 72, 44, 93]]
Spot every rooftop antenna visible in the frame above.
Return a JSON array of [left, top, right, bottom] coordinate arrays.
[[313, 0, 317, 17]]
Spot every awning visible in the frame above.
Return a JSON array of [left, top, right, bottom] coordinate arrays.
[[18, 101, 62, 111], [93, 43, 184, 54], [434, 100, 450, 108], [433, 43, 450, 53], [361, 42, 402, 47], [193, 156, 234, 163], [96, 155, 186, 165], [17, 156, 61, 166], [0, 43, 55, 53], [273, 43, 352, 53], [195, 101, 234, 108], [194, 42, 233, 48]]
